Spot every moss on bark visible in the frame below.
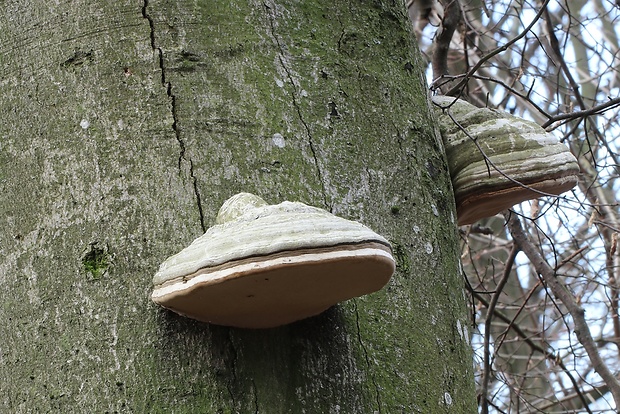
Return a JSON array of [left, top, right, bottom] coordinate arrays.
[[0, 0, 476, 412]]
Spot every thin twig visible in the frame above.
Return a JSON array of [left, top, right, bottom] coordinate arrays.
[[440, 0, 551, 96], [505, 211, 620, 409], [542, 8, 587, 111], [554, 246, 588, 271], [472, 289, 594, 412], [480, 243, 519, 414], [542, 97, 620, 128]]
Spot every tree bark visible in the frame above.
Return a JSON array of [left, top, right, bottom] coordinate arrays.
[[0, 0, 476, 412]]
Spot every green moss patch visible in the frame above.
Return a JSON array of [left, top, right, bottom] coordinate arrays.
[[82, 243, 109, 280]]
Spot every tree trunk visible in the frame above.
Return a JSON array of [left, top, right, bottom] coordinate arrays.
[[0, 0, 476, 412]]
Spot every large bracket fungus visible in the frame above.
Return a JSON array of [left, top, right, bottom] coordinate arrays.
[[152, 193, 395, 329], [432, 96, 580, 225]]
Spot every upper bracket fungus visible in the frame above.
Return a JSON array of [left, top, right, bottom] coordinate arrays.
[[432, 96, 580, 225], [152, 193, 395, 328]]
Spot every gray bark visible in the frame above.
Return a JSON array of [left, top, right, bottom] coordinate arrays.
[[0, 0, 476, 412]]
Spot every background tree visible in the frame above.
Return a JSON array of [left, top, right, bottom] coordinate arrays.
[[0, 0, 476, 412], [408, 0, 620, 412]]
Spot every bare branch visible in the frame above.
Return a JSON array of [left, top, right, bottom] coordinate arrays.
[[432, 0, 462, 94], [542, 96, 620, 129], [479, 244, 518, 414], [471, 288, 595, 412], [505, 211, 620, 408], [412, 1, 620, 409], [439, 0, 551, 97]]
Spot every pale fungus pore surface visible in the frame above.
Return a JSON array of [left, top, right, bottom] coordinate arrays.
[[152, 193, 395, 328], [432, 96, 580, 225]]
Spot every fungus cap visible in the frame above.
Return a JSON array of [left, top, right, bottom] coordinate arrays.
[[432, 96, 580, 225], [152, 193, 395, 328]]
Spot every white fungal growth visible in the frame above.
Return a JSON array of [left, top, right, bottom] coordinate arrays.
[[154, 194, 393, 281], [275, 78, 284, 88], [80, 119, 90, 129], [431, 95, 579, 225], [425, 242, 433, 254], [151, 192, 396, 328], [463, 324, 470, 345], [272, 133, 285, 148], [521, 130, 558, 145], [456, 319, 470, 345]]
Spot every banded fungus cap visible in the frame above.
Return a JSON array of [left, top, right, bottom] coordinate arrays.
[[432, 96, 580, 225], [152, 193, 395, 329]]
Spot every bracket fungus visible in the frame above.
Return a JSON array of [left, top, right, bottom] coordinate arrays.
[[432, 96, 580, 225], [152, 193, 395, 328]]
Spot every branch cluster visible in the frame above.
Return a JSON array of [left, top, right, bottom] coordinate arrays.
[[407, 0, 620, 411]]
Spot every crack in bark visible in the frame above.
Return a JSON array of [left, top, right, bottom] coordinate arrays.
[[263, 1, 330, 210], [353, 299, 382, 413], [142, 0, 206, 232], [251, 379, 259, 414], [188, 158, 206, 233], [226, 329, 239, 407]]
